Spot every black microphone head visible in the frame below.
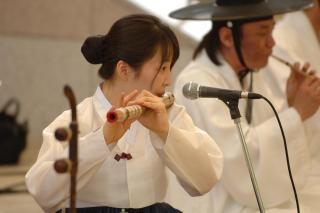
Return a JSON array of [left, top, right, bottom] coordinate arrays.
[[183, 82, 199, 100]]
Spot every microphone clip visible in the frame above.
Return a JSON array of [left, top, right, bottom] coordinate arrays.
[[220, 98, 241, 120]]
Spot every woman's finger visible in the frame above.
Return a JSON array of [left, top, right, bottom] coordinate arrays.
[[119, 92, 126, 107], [120, 90, 139, 107]]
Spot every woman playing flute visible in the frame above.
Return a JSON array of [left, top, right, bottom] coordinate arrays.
[[25, 14, 223, 213]]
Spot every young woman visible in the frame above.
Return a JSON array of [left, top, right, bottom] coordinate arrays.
[[25, 14, 223, 213]]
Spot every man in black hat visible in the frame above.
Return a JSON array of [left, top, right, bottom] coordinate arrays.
[[170, 0, 320, 212]]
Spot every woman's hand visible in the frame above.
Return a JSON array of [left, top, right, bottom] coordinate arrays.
[[128, 90, 170, 140], [103, 90, 138, 145]]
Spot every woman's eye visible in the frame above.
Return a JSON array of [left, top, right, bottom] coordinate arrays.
[[162, 66, 168, 71], [257, 32, 267, 36]]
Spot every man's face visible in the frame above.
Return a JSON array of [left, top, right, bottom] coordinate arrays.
[[240, 18, 276, 69]]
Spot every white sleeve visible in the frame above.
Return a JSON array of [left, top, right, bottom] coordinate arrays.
[[303, 110, 320, 162], [149, 104, 224, 196], [25, 111, 119, 211]]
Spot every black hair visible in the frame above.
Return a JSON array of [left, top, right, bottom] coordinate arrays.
[[193, 21, 229, 65], [81, 14, 179, 80], [193, 16, 272, 66]]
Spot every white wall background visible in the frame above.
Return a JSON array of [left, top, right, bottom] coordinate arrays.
[[0, 1, 198, 212], [0, 0, 197, 166]]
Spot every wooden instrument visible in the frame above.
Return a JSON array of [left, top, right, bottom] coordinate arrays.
[[107, 92, 175, 123], [54, 85, 78, 213]]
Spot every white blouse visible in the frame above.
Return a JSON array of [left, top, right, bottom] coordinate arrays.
[[25, 86, 223, 213]]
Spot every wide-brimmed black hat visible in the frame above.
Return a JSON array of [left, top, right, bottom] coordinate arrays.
[[169, 0, 313, 21]]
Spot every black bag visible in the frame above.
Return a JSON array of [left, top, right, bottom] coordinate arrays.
[[0, 98, 28, 165]]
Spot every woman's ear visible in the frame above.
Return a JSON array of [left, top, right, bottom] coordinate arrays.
[[115, 60, 130, 81], [219, 27, 234, 48]]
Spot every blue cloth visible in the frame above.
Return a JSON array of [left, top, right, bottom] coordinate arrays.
[[56, 202, 182, 213]]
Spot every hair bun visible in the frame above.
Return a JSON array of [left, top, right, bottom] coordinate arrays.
[[81, 35, 105, 64]]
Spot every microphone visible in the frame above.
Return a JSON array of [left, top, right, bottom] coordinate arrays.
[[107, 92, 175, 123], [183, 82, 262, 100]]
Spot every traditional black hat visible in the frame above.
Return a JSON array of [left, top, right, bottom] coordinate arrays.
[[169, 0, 313, 21]]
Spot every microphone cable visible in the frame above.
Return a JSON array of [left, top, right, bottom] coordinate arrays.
[[261, 96, 300, 213]]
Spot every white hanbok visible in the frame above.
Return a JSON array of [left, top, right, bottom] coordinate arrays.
[[25, 86, 223, 213], [170, 51, 320, 213]]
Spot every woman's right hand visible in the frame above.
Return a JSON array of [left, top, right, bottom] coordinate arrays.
[[103, 90, 138, 145]]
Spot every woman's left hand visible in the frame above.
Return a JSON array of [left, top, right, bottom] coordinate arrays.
[[128, 90, 169, 140]]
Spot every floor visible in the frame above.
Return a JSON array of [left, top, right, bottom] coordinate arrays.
[[0, 143, 44, 213]]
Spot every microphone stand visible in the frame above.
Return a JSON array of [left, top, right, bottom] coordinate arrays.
[[221, 98, 265, 213]]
